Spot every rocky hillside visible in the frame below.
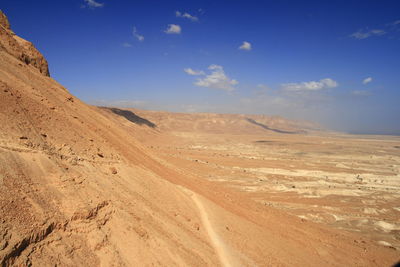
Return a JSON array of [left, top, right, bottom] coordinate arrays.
[[0, 10, 49, 76], [0, 11, 10, 30], [0, 10, 398, 267], [0, 11, 223, 266]]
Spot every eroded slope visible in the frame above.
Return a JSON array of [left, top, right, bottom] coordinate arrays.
[[0, 11, 399, 266]]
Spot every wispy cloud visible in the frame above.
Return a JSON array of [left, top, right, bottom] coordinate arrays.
[[184, 68, 205, 76], [165, 24, 181, 34], [176, 11, 198, 22], [350, 29, 386, 39], [83, 0, 104, 8], [351, 19, 400, 40], [239, 41, 252, 51], [352, 90, 371, 96], [132, 26, 144, 41], [122, 42, 132, 48], [362, 77, 372, 84], [185, 65, 238, 91], [388, 20, 400, 26], [281, 78, 338, 92]]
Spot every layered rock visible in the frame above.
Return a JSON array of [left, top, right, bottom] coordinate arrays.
[[0, 10, 10, 30], [0, 10, 49, 76]]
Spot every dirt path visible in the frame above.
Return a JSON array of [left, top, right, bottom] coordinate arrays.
[[178, 186, 237, 267]]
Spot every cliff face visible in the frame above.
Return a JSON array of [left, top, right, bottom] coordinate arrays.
[[0, 10, 50, 76], [0, 10, 10, 30]]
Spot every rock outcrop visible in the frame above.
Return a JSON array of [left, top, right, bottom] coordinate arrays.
[[0, 10, 50, 76], [0, 10, 10, 30]]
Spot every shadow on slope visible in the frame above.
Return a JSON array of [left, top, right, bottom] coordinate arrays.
[[102, 107, 157, 128], [245, 118, 302, 134]]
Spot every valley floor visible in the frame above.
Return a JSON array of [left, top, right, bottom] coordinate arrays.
[[141, 131, 400, 252]]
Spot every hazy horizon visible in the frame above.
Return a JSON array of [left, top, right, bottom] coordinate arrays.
[[2, 0, 400, 135]]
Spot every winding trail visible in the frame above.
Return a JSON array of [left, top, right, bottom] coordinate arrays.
[[178, 186, 236, 267]]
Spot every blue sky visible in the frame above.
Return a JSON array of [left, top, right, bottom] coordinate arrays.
[[2, 0, 400, 134]]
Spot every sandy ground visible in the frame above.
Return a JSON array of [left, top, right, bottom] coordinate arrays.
[[136, 128, 400, 252], [1, 10, 400, 266], [178, 186, 238, 267]]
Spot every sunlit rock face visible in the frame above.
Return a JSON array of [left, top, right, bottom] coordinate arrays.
[[0, 10, 50, 76]]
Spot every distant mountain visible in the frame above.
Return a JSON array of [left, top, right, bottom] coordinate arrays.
[[102, 107, 324, 135]]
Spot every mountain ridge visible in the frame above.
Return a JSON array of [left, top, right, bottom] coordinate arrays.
[[102, 107, 324, 135]]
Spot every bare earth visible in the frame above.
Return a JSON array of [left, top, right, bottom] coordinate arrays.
[[129, 110, 400, 251], [1, 10, 399, 266]]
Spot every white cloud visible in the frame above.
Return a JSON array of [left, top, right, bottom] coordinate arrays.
[[239, 41, 252, 51], [176, 11, 198, 22], [132, 27, 144, 41], [186, 64, 238, 92], [184, 68, 205, 76], [281, 78, 338, 92], [165, 24, 181, 34], [350, 29, 386, 39], [84, 0, 104, 8], [362, 77, 372, 84], [122, 42, 132, 48]]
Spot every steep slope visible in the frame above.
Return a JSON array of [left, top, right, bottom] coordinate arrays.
[[0, 11, 398, 266], [0, 11, 224, 266], [0, 11, 49, 76]]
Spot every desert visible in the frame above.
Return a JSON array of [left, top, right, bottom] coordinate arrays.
[[1, 2, 400, 267]]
